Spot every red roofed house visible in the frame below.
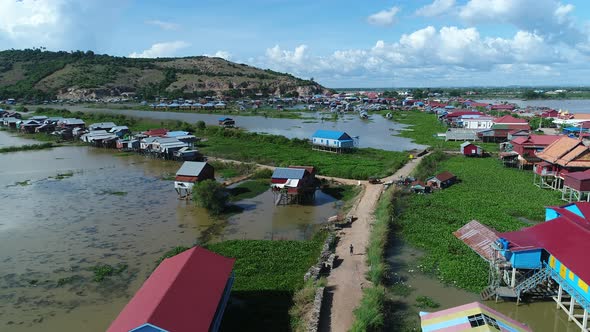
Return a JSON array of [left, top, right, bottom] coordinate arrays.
[[478, 115, 531, 142], [533, 137, 590, 190], [454, 202, 590, 329], [562, 170, 590, 202], [426, 171, 457, 189], [488, 104, 516, 111], [509, 135, 561, 169], [541, 109, 559, 118], [107, 246, 235, 332]]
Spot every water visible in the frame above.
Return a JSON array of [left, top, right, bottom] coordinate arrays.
[[0, 145, 338, 331], [37, 105, 426, 151], [0, 130, 38, 147], [386, 236, 580, 331], [479, 99, 590, 113]]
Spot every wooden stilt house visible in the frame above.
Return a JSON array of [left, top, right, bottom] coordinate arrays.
[[270, 166, 316, 205], [174, 162, 215, 199], [534, 137, 590, 190]]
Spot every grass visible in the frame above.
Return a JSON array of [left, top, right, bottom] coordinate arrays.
[[289, 277, 327, 332], [412, 149, 449, 180], [388, 110, 499, 152], [0, 142, 55, 153], [197, 127, 407, 180], [208, 160, 258, 179], [395, 155, 562, 292], [351, 188, 397, 331], [415, 296, 440, 309], [228, 179, 270, 202]]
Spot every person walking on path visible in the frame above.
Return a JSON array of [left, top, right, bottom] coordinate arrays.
[[349, 244, 354, 255]]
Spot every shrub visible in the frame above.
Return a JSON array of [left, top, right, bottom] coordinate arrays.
[[192, 180, 228, 215]]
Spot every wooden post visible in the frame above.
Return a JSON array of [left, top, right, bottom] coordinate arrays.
[[583, 309, 588, 330], [557, 284, 563, 309], [511, 268, 517, 288], [568, 295, 575, 322]]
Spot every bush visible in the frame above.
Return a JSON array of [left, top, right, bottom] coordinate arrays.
[[192, 180, 228, 215], [251, 168, 273, 179], [350, 286, 385, 332], [196, 120, 206, 130]]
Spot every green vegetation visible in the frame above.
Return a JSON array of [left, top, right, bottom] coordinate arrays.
[[91, 263, 128, 282], [415, 296, 440, 309], [100, 190, 128, 196], [228, 180, 270, 202], [389, 110, 498, 152], [396, 156, 562, 292], [412, 150, 449, 180], [196, 127, 407, 180], [57, 275, 82, 287], [289, 277, 327, 332], [208, 160, 257, 179], [0, 49, 323, 100], [14, 180, 31, 186], [192, 179, 228, 215], [52, 172, 74, 180], [251, 168, 273, 179], [0, 142, 55, 153], [351, 188, 398, 332]]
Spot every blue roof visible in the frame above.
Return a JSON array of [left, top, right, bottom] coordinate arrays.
[[166, 131, 190, 137], [272, 167, 306, 179], [311, 130, 352, 141]]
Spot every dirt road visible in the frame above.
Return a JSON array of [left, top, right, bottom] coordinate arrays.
[[321, 154, 427, 332]]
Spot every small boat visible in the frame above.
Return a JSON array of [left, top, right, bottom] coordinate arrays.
[[359, 111, 369, 119], [385, 112, 393, 119]]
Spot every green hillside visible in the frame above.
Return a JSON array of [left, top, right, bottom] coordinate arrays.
[[0, 49, 328, 100]]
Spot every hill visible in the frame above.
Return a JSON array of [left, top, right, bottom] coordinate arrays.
[[0, 49, 329, 101]]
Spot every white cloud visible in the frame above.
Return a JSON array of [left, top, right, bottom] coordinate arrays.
[[129, 41, 190, 58], [367, 6, 400, 26], [146, 20, 180, 31], [265, 44, 308, 65], [415, 0, 455, 17], [205, 50, 232, 60]]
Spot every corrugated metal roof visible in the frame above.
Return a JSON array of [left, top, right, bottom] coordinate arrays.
[[272, 167, 306, 180], [107, 247, 234, 332], [311, 129, 352, 141], [453, 220, 502, 263], [176, 161, 209, 176]]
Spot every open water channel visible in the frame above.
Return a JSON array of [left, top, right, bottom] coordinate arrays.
[[0, 131, 339, 331]]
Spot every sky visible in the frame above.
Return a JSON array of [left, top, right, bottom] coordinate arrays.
[[1, 0, 590, 88]]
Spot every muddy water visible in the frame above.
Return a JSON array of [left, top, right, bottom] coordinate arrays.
[[386, 236, 580, 332], [0, 130, 39, 147], [0, 146, 338, 331], [34, 105, 426, 151]]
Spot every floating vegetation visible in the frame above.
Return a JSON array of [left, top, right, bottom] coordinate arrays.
[[53, 172, 74, 180], [15, 180, 31, 186], [0, 142, 55, 153], [113, 152, 134, 157], [99, 190, 128, 196], [57, 275, 82, 287], [160, 173, 176, 181], [415, 296, 440, 309], [91, 263, 128, 282]]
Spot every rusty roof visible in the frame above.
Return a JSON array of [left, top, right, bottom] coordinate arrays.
[[536, 137, 583, 163], [554, 144, 590, 168], [453, 220, 504, 263], [435, 171, 456, 182]]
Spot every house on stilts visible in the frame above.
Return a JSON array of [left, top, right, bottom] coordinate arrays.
[[107, 247, 235, 332], [455, 202, 590, 331], [533, 137, 590, 190], [174, 162, 215, 199], [311, 130, 357, 153], [501, 135, 561, 169], [270, 166, 317, 205]]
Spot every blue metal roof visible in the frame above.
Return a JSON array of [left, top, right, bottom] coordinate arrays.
[[311, 130, 352, 141], [272, 167, 306, 179], [166, 131, 190, 137]]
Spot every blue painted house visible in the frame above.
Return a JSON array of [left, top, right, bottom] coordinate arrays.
[[311, 130, 355, 152]]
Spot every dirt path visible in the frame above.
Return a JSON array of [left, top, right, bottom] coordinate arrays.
[[321, 154, 428, 332]]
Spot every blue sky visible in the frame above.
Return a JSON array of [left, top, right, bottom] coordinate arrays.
[[1, 0, 590, 88]]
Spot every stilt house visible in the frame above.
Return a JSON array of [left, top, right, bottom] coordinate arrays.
[[311, 130, 356, 153], [174, 162, 215, 198], [107, 247, 235, 332], [533, 137, 590, 190], [455, 203, 590, 331], [271, 166, 316, 205]]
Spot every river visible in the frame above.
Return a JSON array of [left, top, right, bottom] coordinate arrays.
[[30, 105, 426, 152], [0, 131, 339, 331], [479, 99, 590, 113]]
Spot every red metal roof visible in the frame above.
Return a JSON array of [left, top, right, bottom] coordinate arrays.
[[494, 115, 528, 124], [445, 111, 484, 118], [435, 171, 456, 182], [491, 104, 516, 110], [511, 135, 561, 147], [107, 247, 235, 332], [564, 170, 590, 181], [144, 128, 168, 137], [500, 204, 590, 283], [453, 221, 502, 262]]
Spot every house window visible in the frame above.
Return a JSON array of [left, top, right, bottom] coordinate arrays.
[[468, 314, 500, 329]]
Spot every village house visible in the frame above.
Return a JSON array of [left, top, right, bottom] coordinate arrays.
[[58, 118, 86, 130], [455, 203, 590, 331], [420, 302, 532, 332], [460, 116, 495, 130], [89, 122, 117, 131], [488, 104, 516, 111], [460, 142, 484, 157], [143, 128, 168, 137], [19, 119, 42, 133], [533, 137, 590, 190], [107, 247, 234, 332], [271, 166, 317, 205], [562, 170, 590, 203], [478, 115, 531, 142], [311, 130, 356, 153], [506, 135, 561, 169], [174, 161, 215, 198], [218, 117, 235, 128], [426, 171, 457, 189]]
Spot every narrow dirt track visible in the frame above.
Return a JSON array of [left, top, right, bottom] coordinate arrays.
[[321, 154, 428, 332]]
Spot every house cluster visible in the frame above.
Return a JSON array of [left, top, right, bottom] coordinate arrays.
[[150, 99, 227, 110], [439, 111, 532, 143], [455, 202, 590, 331], [0, 113, 86, 139]]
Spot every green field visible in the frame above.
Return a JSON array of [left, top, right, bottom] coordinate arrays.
[[0, 142, 56, 153], [395, 156, 562, 292], [388, 110, 499, 152], [228, 180, 270, 202]]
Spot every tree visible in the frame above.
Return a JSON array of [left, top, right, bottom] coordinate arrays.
[[522, 89, 539, 99], [413, 89, 424, 99], [449, 89, 462, 97], [196, 120, 206, 130], [192, 180, 228, 215]]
